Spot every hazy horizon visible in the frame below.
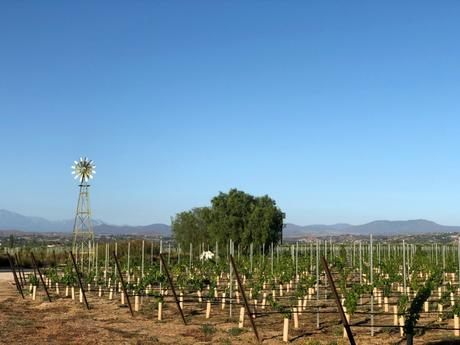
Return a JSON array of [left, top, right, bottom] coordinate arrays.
[[3, 208, 460, 229]]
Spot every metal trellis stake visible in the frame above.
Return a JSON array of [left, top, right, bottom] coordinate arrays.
[[321, 256, 356, 345], [7, 253, 24, 299], [69, 251, 90, 310], [230, 254, 261, 343], [30, 252, 52, 302], [112, 251, 134, 317], [159, 253, 187, 325]]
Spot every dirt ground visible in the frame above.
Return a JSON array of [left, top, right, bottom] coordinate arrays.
[[1, 273, 459, 345]]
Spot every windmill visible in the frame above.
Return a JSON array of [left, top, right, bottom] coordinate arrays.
[[71, 157, 96, 264]]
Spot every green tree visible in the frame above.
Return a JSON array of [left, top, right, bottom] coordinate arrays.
[[171, 207, 210, 250], [208, 189, 255, 251], [172, 189, 284, 253]]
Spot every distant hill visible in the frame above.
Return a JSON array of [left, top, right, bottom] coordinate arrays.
[[284, 223, 352, 237], [0, 209, 170, 236], [284, 219, 460, 238], [349, 219, 460, 235], [94, 223, 171, 236], [0, 209, 79, 232]]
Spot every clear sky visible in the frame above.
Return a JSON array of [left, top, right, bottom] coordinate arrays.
[[1, 2, 460, 226]]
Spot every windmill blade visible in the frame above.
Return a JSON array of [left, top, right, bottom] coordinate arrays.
[[72, 157, 95, 182]]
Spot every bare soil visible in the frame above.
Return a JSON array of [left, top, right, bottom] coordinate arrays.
[[0, 275, 459, 345]]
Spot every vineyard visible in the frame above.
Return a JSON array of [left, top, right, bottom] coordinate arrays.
[[2, 237, 460, 345]]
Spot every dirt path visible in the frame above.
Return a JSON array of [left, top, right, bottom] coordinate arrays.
[[0, 272, 13, 281]]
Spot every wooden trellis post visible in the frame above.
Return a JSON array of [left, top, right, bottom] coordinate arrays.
[[7, 253, 24, 299], [14, 253, 26, 287], [30, 252, 51, 302], [112, 251, 133, 317], [69, 251, 90, 310], [230, 254, 261, 343], [321, 256, 356, 345], [159, 253, 187, 325]]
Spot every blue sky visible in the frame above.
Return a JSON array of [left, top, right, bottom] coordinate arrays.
[[1, 2, 460, 226]]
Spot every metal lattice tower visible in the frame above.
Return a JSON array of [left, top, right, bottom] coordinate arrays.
[[71, 157, 96, 259]]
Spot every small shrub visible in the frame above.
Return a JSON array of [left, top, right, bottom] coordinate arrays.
[[331, 324, 342, 336], [304, 340, 321, 345], [228, 327, 244, 337], [201, 324, 216, 341]]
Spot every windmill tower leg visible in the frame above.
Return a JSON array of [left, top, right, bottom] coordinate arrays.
[[72, 181, 95, 268]]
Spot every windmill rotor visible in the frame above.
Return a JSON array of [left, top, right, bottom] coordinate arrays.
[[71, 157, 96, 183]]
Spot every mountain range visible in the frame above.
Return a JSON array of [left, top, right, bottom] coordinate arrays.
[[1, 209, 460, 237], [283, 220, 460, 237], [0, 209, 170, 236]]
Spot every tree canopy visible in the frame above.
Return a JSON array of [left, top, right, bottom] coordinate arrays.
[[171, 189, 285, 253]]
